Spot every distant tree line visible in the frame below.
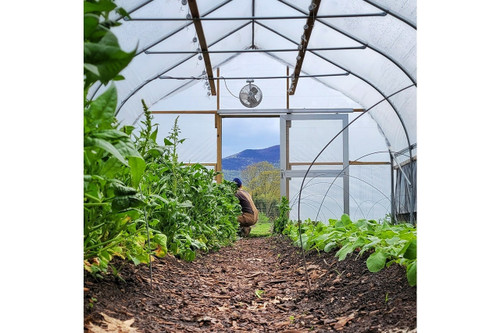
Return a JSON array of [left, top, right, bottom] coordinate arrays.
[[240, 161, 280, 220]]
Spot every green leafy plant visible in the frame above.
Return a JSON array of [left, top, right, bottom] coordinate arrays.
[[273, 196, 291, 234], [84, 0, 135, 92], [83, 0, 247, 277], [136, 108, 240, 261], [283, 214, 417, 286], [84, 0, 166, 276]]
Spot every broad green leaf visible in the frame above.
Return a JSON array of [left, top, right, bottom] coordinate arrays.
[[115, 139, 142, 158], [352, 238, 367, 249], [182, 249, 196, 262], [99, 250, 112, 262], [296, 235, 309, 249], [128, 156, 146, 188], [112, 183, 137, 196], [145, 147, 165, 158], [354, 219, 368, 230], [406, 261, 417, 286], [366, 250, 388, 272], [84, 31, 136, 86], [380, 230, 396, 239], [386, 236, 401, 245], [111, 194, 144, 211], [100, 157, 124, 178], [335, 243, 354, 261], [92, 129, 129, 140], [87, 85, 117, 128], [313, 233, 330, 247], [84, 63, 100, 77], [130, 256, 141, 265], [84, 14, 100, 41], [328, 219, 337, 226], [84, 0, 116, 14], [341, 214, 351, 224], [153, 234, 167, 248], [403, 239, 417, 260], [85, 137, 128, 166], [364, 236, 381, 248], [324, 241, 337, 253]]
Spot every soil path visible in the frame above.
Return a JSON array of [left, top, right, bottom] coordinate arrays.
[[84, 236, 416, 332]]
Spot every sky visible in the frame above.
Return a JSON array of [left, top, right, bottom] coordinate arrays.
[[222, 117, 280, 157]]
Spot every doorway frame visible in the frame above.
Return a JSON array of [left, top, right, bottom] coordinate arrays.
[[279, 113, 350, 215]]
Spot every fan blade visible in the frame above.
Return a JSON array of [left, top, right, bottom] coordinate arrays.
[[248, 95, 258, 105]]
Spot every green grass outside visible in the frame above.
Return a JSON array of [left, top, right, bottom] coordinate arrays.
[[248, 219, 273, 238]]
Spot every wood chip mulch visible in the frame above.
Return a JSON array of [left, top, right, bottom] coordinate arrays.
[[84, 236, 416, 332]]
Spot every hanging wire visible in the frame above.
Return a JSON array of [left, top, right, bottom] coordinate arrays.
[[221, 76, 240, 99], [295, 83, 416, 292]]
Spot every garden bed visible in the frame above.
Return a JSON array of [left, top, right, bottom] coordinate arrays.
[[84, 236, 416, 332]]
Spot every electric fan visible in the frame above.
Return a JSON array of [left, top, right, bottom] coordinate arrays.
[[239, 80, 262, 108]]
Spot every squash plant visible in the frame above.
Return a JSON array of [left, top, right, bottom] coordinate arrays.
[[283, 215, 417, 286]]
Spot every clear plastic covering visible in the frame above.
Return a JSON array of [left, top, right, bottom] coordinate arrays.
[[152, 113, 217, 164], [89, 0, 417, 222]]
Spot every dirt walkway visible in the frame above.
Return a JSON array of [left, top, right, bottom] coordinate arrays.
[[84, 236, 416, 332]]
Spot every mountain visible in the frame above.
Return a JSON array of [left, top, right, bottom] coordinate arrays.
[[222, 145, 279, 179]]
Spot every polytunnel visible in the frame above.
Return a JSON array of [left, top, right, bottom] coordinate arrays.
[[88, 0, 417, 224]]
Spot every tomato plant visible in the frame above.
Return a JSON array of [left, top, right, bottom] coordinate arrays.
[[137, 108, 240, 261]]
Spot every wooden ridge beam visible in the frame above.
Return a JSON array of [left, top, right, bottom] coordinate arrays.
[[187, 0, 216, 95], [289, 0, 321, 95]]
